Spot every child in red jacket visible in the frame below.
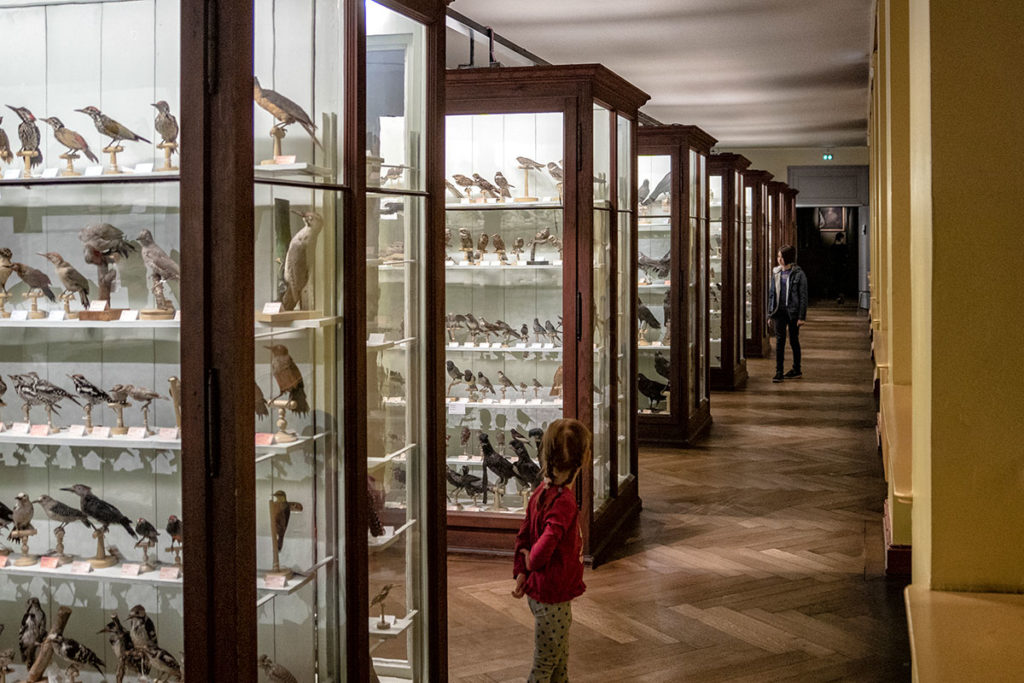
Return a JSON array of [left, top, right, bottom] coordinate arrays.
[[512, 418, 591, 682]]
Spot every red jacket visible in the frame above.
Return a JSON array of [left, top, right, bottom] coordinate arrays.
[[513, 481, 586, 604]]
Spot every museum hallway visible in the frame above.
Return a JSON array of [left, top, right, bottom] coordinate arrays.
[[447, 303, 912, 682]]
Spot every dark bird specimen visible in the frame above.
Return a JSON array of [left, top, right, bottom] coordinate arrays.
[[0, 116, 13, 164], [280, 210, 323, 310], [31, 374, 81, 414], [258, 654, 299, 683], [516, 156, 545, 170], [533, 318, 547, 343], [477, 371, 496, 396], [11, 262, 56, 302], [472, 173, 499, 197], [654, 350, 671, 381], [6, 105, 42, 167], [637, 178, 650, 205], [638, 373, 669, 410], [510, 439, 542, 488], [142, 646, 181, 681], [0, 373, 6, 408], [520, 323, 530, 342], [136, 229, 179, 283], [0, 499, 12, 529], [270, 490, 303, 552], [99, 614, 149, 681], [39, 252, 90, 306], [19, 597, 46, 664], [0, 247, 13, 291], [51, 634, 106, 677], [34, 494, 93, 531], [638, 303, 662, 330], [510, 427, 529, 442], [528, 427, 544, 456], [127, 604, 158, 650], [134, 518, 159, 546], [41, 116, 98, 164], [76, 105, 150, 148], [255, 381, 269, 418], [496, 370, 515, 396], [546, 161, 563, 183], [9, 374, 43, 419], [151, 100, 178, 147], [166, 515, 183, 548], [544, 320, 562, 343], [60, 483, 137, 539], [638, 251, 671, 281], [446, 466, 482, 500], [253, 76, 322, 148], [266, 344, 310, 414], [480, 433, 525, 488], [643, 171, 672, 205], [494, 171, 515, 198], [445, 360, 463, 394]]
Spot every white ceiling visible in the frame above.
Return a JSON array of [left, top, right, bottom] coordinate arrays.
[[447, 0, 874, 148]]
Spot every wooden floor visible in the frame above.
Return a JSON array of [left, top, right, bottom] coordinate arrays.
[[447, 304, 912, 682]]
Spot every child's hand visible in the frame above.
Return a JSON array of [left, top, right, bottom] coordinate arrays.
[[519, 547, 531, 571], [512, 573, 527, 598]]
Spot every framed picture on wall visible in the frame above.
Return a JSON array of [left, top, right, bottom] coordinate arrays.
[[816, 206, 847, 231]]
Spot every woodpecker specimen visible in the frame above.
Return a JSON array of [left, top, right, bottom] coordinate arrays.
[[34, 494, 92, 531], [638, 373, 669, 410], [637, 178, 650, 205], [76, 105, 150, 148], [127, 604, 158, 650], [547, 161, 563, 183], [493, 171, 515, 198], [638, 303, 662, 330], [0, 247, 13, 291], [39, 252, 90, 306], [60, 483, 137, 539], [0, 499, 12, 529], [516, 156, 545, 170], [66, 372, 110, 416], [280, 210, 323, 311], [477, 372, 496, 396], [30, 374, 81, 414], [11, 262, 56, 302], [51, 634, 106, 677], [136, 229, 179, 283], [19, 597, 46, 664], [165, 515, 182, 549], [142, 646, 181, 681], [472, 173, 499, 197], [643, 171, 671, 205], [270, 490, 303, 552], [480, 433, 524, 488], [654, 350, 671, 381], [253, 76, 322, 148], [41, 116, 98, 164], [9, 373, 43, 419], [99, 614, 148, 681], [510, 439, 542, 488], [126, 385, 165, 411], [134, 518, 159, 547], [5, 105, 42, 167], [255, 381, 269, 418], [258, 654, 299, 683], [266, 344, 310, 414], [0, 117, 13, 164], [151, 101, 178, 148]]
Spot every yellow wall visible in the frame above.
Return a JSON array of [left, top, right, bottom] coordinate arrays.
[[717, 147, 868, 184]]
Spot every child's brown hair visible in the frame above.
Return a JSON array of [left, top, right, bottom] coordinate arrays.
[[540, 418, 592, 481]]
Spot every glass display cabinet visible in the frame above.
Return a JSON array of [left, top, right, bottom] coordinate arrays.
[[768, 181, 787, 261], [636, 125, 715, 446], [443, 65, 648, 563], [784, 186, 800, 252], [0, 0, 447, 681], [708, 153, 751, 390], [743, 169, 774, 358]]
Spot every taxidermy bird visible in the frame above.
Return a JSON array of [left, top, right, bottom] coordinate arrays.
[[39, 252, 90, 306], [166, 515, 183, 548], [136, 229, 179, 283], [491, 233, 507, 254], [6, 105, 42, 167], [0, 247, 13, 291], [99, 614, 148, 681], [476, 232, 489, 253], [266, 344, 310, 414], [19, 597, 46, 664], [11, 262, 56, 302], [654, 350, 671, 381], [546, 161, 563, 183], [643, 171, 671, 205], [34, 494, 93, 531], [0, 499, 12, 529], [280, 209, 323, 310], [253, 76, 322, 148], [494, 171, 515, 198], [477, 371, 496, 396], [255, 381, 269, 418], [51, 634, 106, 677], [638, 251, 671, 281], [270, 490, 303, 552], [472, 173, 499, 197], [126, 385, 165, 411], [142, 646, 181, 681], [127, 604, 158, 650], [446, 466, 482, 499], [480, 433, 524, 488], [76, 105, 150, 147], [0, 116, 13, 164], [80, 223, 136, 261], [550, 365, 564, 396], [638, 373, 669, 410], [134, 518, 160, 547], [258, 654, 299, 683], [151, 100, 179, 148], [41, 117, 98, 164], [516, 156, 545, 170], [637, 178, 650, 205], [30, 373, 81, 414], [60, 483, 137, 539], [638, 303, 662, 330], [510, 439, 542, 488]]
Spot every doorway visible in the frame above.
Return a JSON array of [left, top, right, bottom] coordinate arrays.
[[796, 206, 857, 303]]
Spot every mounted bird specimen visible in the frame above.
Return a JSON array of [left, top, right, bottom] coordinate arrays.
[[5, 105, 42, 168], [76, 105, 150, 148], [0, 116, 13, 164], [39, 251, 90, 307], [41, 116, 98, 174], [253, 76, 322, 149], [280, 210, 323, 311]]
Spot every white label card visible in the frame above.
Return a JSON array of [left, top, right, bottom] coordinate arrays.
[[89, 300, 109, 311], [158, 427, 179, 441], [265, 574, 287, 588], [67, 425, 86, 437], [121, 563, 141, 577], [47, 310, 65, 321], [41, 168, 59, 178], [90, 426, 111, 439], [448, 402, 466, 415], [10, 310, 28, 321], [134, 163, 154, 174], [84, 166, 103, 177], [159, 566, 180, 580], [119, 310, 139, 322], [126, 427, 148, 440], [262, 301, 283, 314], [3, 169, 21, 179], [367, 333, 386, 345], [9, 423, 29, 435], [71, 561, 93, 574]]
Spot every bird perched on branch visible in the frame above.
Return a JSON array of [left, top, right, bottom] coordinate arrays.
[[39, 252, 90, 306], [477, 372, 496, 396], [472, 173, 500, 197], [142, 646, 181, 681], [280, 210, 323, 311], [76, 105, 150, 148], [638, 251, 671, 281], [41, 116, 98, 164], [151, 100, 178, 148], [258, 654, 299, 683], [266, 344, 309, 414], [136, 229, 179, 283], [29, 373, 80, 414], [446, 465, 482, 500], [451, 174, 475, 195], [60, 483, 137, 539], [34, 494, 92, 531], [270, 490, 303, 552], [253, 76, 322, 148], [11, 262, 56, 302], [127, 604, 158, 650], [99, 614, 148, 681], [5, 105, 42, 167], [0, 116, 13, 164], [19, 597, 46, 664]]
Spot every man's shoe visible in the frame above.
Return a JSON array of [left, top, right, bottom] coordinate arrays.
[[772, 373, 784, 383], [784, 369, 802, 379]]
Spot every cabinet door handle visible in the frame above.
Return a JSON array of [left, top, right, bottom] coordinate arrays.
[[576, 291, 583, 342], [205, 368, 220, 478], [206, 1, 219, 95]]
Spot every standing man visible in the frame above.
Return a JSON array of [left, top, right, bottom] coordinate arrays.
[[768, 245, 808, 383]]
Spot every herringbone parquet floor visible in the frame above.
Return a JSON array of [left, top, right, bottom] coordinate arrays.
[[447, 303, 912, 682]]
